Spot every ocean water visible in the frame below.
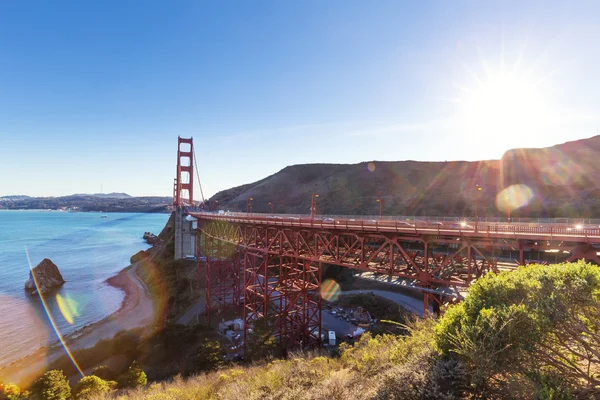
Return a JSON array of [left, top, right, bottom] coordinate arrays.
[[0, 211, 169, 367]]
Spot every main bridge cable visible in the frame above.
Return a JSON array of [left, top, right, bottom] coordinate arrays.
[[192, 146, 206, 206]]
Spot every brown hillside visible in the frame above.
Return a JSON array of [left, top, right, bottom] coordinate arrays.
[[210, 135, 600, 218]]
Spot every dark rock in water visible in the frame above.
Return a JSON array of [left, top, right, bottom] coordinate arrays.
[[146, 235, 159, 245], [24, 258, 65, 295], [143, 232, 159, 245], [130, 250, 149, 264]]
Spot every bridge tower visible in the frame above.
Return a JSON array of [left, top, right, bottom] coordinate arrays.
[[173, 136, 194, 208], [173, 137, 196, 260]]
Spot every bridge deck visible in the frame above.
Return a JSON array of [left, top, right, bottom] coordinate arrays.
[[190, 212, 600, 244]]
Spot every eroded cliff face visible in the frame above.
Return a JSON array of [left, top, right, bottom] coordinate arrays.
[[24, 258, 65, 295]]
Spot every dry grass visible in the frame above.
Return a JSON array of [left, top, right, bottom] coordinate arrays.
[[90, 320, 437, 400]]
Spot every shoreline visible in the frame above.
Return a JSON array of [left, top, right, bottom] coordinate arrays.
[[0, 261, 155, 386]]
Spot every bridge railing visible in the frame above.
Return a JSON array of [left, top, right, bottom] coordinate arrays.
[[191, 211, 600, 241], [196, 211, 600, 227]]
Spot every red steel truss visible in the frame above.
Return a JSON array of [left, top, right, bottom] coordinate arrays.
[[242, 252, 321, 348], [198, 221, 502, 291], [193, 213, 600, 340], [203, 235, 242, 323]]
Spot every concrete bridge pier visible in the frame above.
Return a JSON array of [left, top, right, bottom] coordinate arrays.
[[174, 207, 197, 260]]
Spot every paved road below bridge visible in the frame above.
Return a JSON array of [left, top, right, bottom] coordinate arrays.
[[340, 289, 429, 317], [178, 299, 205, 325]]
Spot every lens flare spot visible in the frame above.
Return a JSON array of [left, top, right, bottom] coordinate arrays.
[[495, 184, 534, 214], [367, 162, 376, 172], [56, 293, 79, 324], [320, 279, 341, 302]]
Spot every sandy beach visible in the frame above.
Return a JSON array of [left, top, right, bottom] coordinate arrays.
[[0, 261, 155, 386]]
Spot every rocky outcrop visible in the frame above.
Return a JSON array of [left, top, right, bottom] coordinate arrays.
[[143, 232, 159, 244], [24, 258, 65, 295]]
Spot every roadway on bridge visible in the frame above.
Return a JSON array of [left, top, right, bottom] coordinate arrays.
[[193, 212, 600, 244]]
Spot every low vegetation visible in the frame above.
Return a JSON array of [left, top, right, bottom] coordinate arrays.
[[436, 260, 600, 398], [335, 292, 412, 335], [4, 261, 598, 399]]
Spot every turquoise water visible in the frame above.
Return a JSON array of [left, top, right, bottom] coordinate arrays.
[[0, 211, 169, 367]]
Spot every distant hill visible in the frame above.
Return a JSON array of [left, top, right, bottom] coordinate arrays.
[[70, 192, 132, 199], [210, 135, 600, 218], [0, 194, 171, 213], [0, 195, 31, 200]]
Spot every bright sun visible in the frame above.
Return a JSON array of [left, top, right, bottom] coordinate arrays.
[[458, 68, 546, 144]]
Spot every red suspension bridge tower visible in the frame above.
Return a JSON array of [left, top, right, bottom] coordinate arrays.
[[173, 137, 322, 350]]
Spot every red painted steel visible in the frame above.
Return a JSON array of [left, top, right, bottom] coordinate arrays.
[[241, 253, 321, 349], [204, 235, 242, 324], [193, 211, 600, 324], [174, 136, 194, 206]]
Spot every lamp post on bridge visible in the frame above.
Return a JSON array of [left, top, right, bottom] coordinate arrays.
[[213, 200, 218, 212], [268, 202, 274, 215], [376, 198, 382, 219], [311, 194, 319, 221], [475, 184, 482, 232], [247, 197, 253, 214]]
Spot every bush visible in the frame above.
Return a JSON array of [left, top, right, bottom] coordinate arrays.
[[194, 339, 223, 372], [73, 375, 113, 399], [118, 361, 147, 389], [30, 370, 71, 400], [435, 261, 600, 396], [245, 317, 284, 362], [90, 365, 117, 381], [1, 382, 23, 400]]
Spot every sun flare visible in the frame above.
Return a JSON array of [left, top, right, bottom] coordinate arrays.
[[457, 67, 547, 144]]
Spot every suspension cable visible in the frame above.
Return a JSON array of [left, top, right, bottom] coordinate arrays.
[[192, 147, 206, 205]]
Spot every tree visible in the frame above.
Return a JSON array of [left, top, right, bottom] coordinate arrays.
[[30, 370, 71, 400], [245, 317, 283, 362], [118, 361, 147, 389], [435, 261, 600, 396], [1, 382, 23, 400], [73, 376, 112, 399], [90, 365, 117, 381], [194, 339, 223, 372]]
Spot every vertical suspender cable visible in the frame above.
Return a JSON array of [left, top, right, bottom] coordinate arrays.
[[192, 148, 206, 205]]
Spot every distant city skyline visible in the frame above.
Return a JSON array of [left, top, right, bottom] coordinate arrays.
[[1, 1, 599, 198]]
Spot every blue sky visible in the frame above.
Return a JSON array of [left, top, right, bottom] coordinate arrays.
[[1, 1, 599, 198]]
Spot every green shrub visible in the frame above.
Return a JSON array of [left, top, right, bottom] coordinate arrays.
[[1, 382, 23, 400], [73, 375, 112, 399], [118, 361, 147, 389], [90, 365, 117, 381], [30, 370, 71, 400], [435, 261, 600, 396], [194, 339, 223, 372]]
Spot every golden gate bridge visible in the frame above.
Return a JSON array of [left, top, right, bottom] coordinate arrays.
[[172, 137, 600, 349]]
